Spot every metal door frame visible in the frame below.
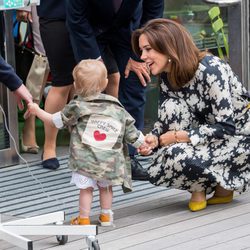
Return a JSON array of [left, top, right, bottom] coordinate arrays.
[[205, 0, 250, 89], [228, 0, 250, 89], [0, 10, 19, 167]]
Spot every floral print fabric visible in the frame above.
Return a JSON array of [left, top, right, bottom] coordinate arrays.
[[148, 55, 250, 194]]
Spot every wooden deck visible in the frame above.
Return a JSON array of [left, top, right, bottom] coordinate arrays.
[[1, 151, 250, 250]]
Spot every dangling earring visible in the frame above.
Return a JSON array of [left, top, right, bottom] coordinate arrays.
[[168, 58, 172, 63]]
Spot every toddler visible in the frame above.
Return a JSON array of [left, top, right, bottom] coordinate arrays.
[[27, 59, 146, 226]]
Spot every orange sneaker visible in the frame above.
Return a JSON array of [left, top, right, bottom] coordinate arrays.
[[99, 209, 113, 226], [70, 216, 90, 225]]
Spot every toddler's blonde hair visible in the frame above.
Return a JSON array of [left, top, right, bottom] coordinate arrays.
[[73, 59, 108, 97]]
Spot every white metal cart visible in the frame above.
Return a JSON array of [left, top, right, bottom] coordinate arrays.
[[0, 211, 100, 250]]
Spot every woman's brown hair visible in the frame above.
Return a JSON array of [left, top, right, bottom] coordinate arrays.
[[132, 18, 207, 89]]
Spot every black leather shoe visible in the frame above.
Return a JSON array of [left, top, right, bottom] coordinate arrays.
[[42, 157, 60, 170], [131, 157, 149, 181]]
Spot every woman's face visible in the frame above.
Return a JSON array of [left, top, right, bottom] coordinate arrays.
[[139, 34, 171, 75]]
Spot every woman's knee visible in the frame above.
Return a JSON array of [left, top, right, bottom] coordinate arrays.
[[160, 98, 194, 130]]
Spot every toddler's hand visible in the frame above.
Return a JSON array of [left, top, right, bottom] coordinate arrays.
[[27, 103, 39, 115], [23, 102, 39, 119], [138, 134, 158, 155], [23, 109, 31, 120], [137, 143, 152, 155]]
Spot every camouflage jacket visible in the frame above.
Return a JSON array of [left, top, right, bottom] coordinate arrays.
[[52, 94, 144, 193]]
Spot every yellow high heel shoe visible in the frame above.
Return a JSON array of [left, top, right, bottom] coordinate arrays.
[[188, 200, 207, 212], [207, 193, 233, 205]]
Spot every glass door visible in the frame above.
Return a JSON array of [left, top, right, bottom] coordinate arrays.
[[163, 0, 249, 89], [163, 0, 229, 58]]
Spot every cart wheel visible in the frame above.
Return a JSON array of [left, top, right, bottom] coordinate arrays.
[[92, 240, 100, 250], [56, 235, 68, 245]]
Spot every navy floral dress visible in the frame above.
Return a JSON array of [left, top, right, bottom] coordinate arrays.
[[148, 55, 250, 194]]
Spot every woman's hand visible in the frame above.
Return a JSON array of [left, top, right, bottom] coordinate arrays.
[[124, 58, 150, 86]]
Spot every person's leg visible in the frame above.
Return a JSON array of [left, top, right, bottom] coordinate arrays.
[[98, 184, 113, 226], [21, 102, 39, 150], [190, 191, 206, 202], [213, 185, 234, 197], [39, 18, 75, 168], [79, 187, 94, 218], [71, 187, 93, 225], [70, 173, 97, 225], [100, 45, 120, 98], [43, 84, 73, 160], [189, 191, 207, 212], [22, 55, 50, 153], [105, 72, 120, 98], [207, 185, 234, 205], [21, 57, 40, 150], [21, 6, 48, 152], [99, 185, 113, 209]]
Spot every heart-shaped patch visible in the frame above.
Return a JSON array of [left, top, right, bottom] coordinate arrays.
[[94, 130, 106, 141]]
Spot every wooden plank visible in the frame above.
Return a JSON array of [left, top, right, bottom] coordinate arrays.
[[163, 222, 250, 250], [1, 184, 164, 214], [3, 190, 184, 250], [208, 234, 250, 249], [147, 215, 249, 249], [0, 157, 68, 176], [1, 192, 249, 250], [1, 155, 170, 220], [26, 192, 190, 249], [1, 155, 250, 250], [0, 172, 71, 190], [94, 199, 250, 250]]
